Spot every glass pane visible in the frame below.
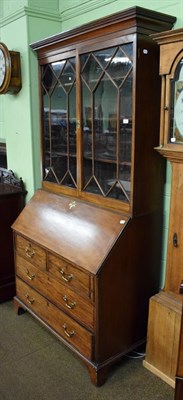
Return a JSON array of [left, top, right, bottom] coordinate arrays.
[[83, 157, 92, 188], [107, 181, 130, 202], [170, 59, 183, 143], [120, 72, 132, 166], [94, 78, 117, 160], [51, 60, 65, 78], [43, 93, 50, 176], [42, 65, 57, 95], [94, 47, 117, 69], [121, 43, 133, 60], [59, 59, 75, 93], [44, 168, 58, 183], [41, 57, 77, 188], [106, 47, 132, 87], [52, 155, 67, 182], [83, 84, 92, 156], [69, 85, 76, 155], [81, 54, 103, 91], [97, 162, 117, 195]]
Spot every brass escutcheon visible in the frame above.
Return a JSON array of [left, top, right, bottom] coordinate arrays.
[[69, 201, 76, 210]]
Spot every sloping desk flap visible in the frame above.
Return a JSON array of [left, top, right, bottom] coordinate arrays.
[[12, 189, 129, 274]]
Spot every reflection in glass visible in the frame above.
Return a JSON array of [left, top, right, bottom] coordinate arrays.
[[106, 47, 132, 87], [81, 43, 133, 202], [170, 59, 183, 143], [41, 57, 77, 187]]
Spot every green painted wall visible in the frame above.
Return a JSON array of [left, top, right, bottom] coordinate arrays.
[[60, 0, 182, 30], [0, 0, 182, 289]]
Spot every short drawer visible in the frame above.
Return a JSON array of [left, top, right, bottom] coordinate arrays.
[[47, 275, 94, 330], [16, 278, 93, 360], [15, 235, 46, 271], [15, 253, 47, 298], [48, 253, 93, 299]]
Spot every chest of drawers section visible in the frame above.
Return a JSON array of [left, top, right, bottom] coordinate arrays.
[[14, 234, 95, 360], [12, 189, 130, 386]]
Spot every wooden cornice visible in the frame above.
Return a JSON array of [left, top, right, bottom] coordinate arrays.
[[30, 6, 176, 54], [155, 146, 183, 163]]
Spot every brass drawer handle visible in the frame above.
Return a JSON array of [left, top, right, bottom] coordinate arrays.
[[62, 323, 75, 338], [26, 269, 35, 280], [25, 245, 35, 259], [60, 268, 73, 282], [63, 295, 76, 309], [25, 293, 35, 304]]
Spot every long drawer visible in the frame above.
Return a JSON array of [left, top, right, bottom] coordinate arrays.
[[16, 278, 93, 360], [47, 275, 94, 330]]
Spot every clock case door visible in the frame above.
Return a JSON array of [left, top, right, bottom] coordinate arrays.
[[153, 29, 183, 160]]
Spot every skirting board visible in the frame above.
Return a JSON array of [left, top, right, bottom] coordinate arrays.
[[143, 360, 175, 388]]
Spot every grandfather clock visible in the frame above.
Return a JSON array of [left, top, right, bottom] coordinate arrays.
[[144, 28, 183, 387]]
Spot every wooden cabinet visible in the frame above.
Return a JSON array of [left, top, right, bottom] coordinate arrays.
[[12, 7, 176, 385], [144, 29, 183, 387], [0, 168, 26, 302], [144, 291, 182, 387]]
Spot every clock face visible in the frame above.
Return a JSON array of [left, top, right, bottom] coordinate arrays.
[[170, 59, 183, 143], [0, 42, 21, 94], [175, 89, 183, 137], [0, 48, 6, 87]]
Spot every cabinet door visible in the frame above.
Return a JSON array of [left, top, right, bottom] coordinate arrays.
[[169, 57, 183, 144], [41, 54, 77, 188], [80, 42, 133, 202], [165, 163, 183, 293]]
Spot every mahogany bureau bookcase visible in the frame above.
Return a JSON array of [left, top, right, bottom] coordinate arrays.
[[12, 7, 175, 385]]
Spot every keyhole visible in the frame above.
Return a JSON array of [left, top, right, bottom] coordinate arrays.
[[173, 233, 178, 247]]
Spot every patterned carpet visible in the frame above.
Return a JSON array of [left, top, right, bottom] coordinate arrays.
[[0, 301, 174, 400]]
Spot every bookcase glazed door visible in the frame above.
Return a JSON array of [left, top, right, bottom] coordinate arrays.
[[80, 42, 132, 203]]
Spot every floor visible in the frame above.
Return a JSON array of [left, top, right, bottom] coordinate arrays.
[[0, 300, 175, 400]]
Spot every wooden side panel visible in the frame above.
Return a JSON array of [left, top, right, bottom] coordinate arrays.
[[144, 291, 182, 385], [175, 298, 183, 399], [177, 304, 183, 377], [95, 212, 163, 362], [0, 187, 25, 302]]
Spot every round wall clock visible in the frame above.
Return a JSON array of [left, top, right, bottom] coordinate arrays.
[[0, 42, 22, 94]]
